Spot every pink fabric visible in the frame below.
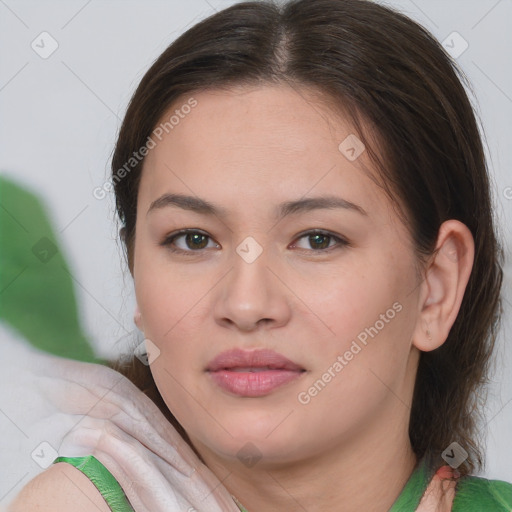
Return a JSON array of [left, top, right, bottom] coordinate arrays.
[[416, 465, 460, 511]]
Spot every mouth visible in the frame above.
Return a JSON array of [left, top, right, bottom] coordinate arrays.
[[206, 348, 306, 397]]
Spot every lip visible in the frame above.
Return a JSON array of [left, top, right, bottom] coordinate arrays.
[[206, 348, 305, 397]]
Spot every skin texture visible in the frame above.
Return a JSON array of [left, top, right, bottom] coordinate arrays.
[[132, 84, 475, 512], [9, 463, 111, 512]]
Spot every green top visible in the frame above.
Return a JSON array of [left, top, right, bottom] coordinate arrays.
[[53, 455, 512, 511], [388, 457, 512, 511], [53, 456, 134, 512]]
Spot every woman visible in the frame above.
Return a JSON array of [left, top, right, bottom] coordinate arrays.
[[10, 0, 512, 510]]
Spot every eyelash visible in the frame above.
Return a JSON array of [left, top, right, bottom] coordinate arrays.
[[160, 229, 350, 256]]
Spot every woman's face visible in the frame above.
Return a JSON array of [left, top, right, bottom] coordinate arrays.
[[133, 84, 424, 468]]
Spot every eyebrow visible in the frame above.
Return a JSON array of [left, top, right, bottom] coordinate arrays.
[[147, 193, 368, 219]]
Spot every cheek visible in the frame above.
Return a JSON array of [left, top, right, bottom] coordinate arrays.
[[287, 255, 398, 345], [292, 252, 416, 390], [133, 254, 215, 401], [133, 245, 207, 337]]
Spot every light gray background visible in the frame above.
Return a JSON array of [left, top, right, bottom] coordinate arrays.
[[0, 0, 511, 505]]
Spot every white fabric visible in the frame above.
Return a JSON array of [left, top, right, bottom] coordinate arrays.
[[0, 323, 239, 511]]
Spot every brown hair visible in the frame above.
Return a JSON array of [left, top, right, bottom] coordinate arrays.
[[109, 0, 503, 476]]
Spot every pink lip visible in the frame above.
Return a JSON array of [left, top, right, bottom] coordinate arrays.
[[206, 349, 305, 397]]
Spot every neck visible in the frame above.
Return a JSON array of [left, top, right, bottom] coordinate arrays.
[[195, 409, 418, 512]]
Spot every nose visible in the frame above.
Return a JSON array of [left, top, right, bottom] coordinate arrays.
[[213, 248, 292, 332]]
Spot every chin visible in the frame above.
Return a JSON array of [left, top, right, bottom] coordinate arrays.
[[186, 417, 312, 469]]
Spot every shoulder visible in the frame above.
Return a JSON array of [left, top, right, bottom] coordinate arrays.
[[453, 474, 512, 511], [8, 462, 111, 512]]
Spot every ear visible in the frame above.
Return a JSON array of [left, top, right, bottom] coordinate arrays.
[[134, 304, 144, 332], [412, 220, 475, 352]]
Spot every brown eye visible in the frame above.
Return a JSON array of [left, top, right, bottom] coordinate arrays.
[[183, 232, 209, 250], [292, 230, 348, 252], [308, 233, 332, 250], [162, 230, 219, 253]]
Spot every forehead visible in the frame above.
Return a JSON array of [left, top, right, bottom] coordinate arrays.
[[139, 84, 390, 222], [148, 84, 353, 167]]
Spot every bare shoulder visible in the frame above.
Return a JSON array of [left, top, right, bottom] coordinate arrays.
[[8, 462, 110, 512]]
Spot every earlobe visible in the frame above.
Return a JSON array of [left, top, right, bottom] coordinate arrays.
[[412, 220, 475, 352]]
